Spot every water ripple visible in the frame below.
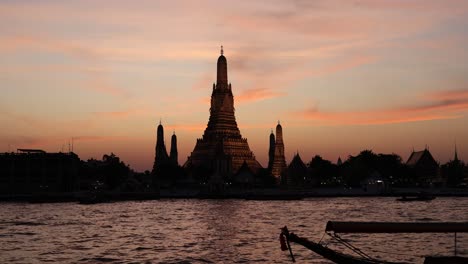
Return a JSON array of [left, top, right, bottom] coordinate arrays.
[[0, 198, 467, 263]]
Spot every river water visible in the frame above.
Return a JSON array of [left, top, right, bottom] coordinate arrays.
[[0, 197, 467, 263]]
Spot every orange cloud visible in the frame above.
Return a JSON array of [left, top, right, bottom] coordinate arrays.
[[171, 124, 206, 132], [165, 122, 274, 134], [313, 55, 378, 76], [197, 87, 285, 105], [91, 107, 152, 120], [236, 88, 286, 104], [427, 89, 468, 100], [92, 111, 132, 118], [80, 67, 130, 97], [0, 34, 130, 98], [192, 73, 213, 91], [73, 136, 132, 142], [295, 89, 468, 125], [352, 0, 468, 12], [0, 136, 50, 149], [0, 34, 95, 61], [298, 108, 459, 125]]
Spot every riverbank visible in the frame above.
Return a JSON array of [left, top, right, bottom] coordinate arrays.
[[1, 187, 468, 203]]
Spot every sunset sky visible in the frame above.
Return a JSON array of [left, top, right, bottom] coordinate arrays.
[[1, 0, 468, 172]]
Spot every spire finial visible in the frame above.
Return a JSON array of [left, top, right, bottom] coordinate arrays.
[[271, 128, 273, 134], [159, 118, 161, 125], [278, 120, 280, 125], [455, 141, 459, 161], [221, 45, 224, 56]]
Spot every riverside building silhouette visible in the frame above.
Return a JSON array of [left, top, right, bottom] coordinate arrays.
[[0, 149, 80, 194], [184, 47, 262, 181], [406, 147, 440, 186]]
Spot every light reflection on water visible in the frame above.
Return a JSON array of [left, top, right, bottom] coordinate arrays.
[[0, 197, 467, 263]]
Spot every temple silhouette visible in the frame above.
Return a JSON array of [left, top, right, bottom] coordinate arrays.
[[1, 48, 467, 200], [152, 121, 178, 172], [183, 47, 262, 185], [269, 122, 287, 182]]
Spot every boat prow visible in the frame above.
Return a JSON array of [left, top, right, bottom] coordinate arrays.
[[280, 222, 468, 263]]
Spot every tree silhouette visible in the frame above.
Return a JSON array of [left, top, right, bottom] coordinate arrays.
[[340, 150, 406, 187], [441, 159, 465, 187], [308, 155, 339, 186]]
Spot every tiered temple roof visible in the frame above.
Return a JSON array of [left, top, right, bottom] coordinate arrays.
[[184, 48, 262, 175]]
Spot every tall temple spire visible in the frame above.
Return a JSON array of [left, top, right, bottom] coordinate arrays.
[[207, 47, 236, 135], [217, 46, 228, 88], [275, 122, 284, 146]]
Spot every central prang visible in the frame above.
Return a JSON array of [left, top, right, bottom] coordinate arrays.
[[184, 47, 262, 184]]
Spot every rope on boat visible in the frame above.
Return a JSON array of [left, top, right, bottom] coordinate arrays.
[[327, 232, 424, 258], [318, 231, 327, 244], [328, 232, 376, 260], [280, 226, 411, 264]]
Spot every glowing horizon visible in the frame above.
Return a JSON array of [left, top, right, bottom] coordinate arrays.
[[1, 0, 468, 171]]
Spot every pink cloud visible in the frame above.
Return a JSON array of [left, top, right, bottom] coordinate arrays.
[[167, 122, 274, 134], [92, 111, 132, 118], [192, 73, 213, 91], [427, 89, 468, 100], [80, 67, 130, 97], [352, 0, 468, 13], [1, 136, 50, 149], [313, 55, 378, 76], [171, 124, 206, 132], [0, 35, 95, 60], [1, 108, 54, 131], [91, 108, 152, 119], [73, 136, 132, 142], [197, 87, 285, 105], [0, 34, 130, 98], [294, 89, 468, 125], [298, 108, 459, 125], [236, 88, 286, 104]]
